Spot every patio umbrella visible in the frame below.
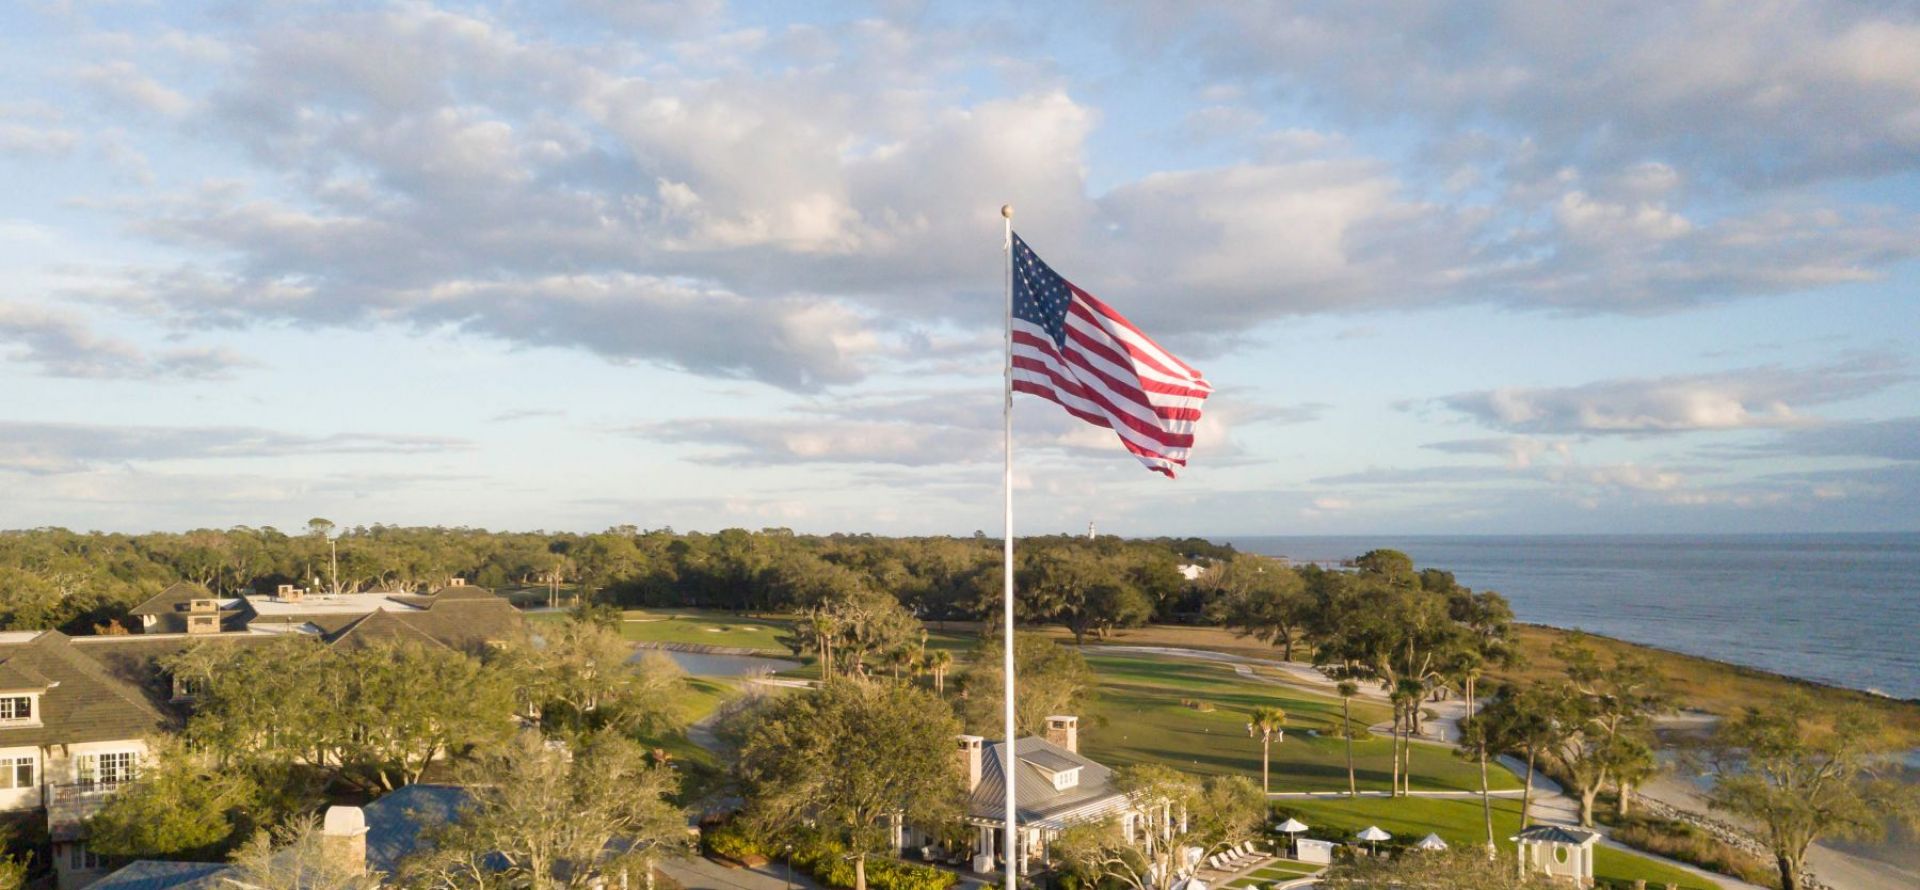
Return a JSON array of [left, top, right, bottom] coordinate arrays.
[[1355, 825, 1391, 856], [1415, 834, 1448, 852], [1275, 819, 1309, 857]]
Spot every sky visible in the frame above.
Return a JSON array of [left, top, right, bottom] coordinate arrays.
[[1, 0, 1917, 538]]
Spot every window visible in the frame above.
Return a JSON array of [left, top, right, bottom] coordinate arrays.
[[0, 696, 32, 722], [0, 757, 32, 790], [68, 843, 105, 871], [78, 751, 137, 789]]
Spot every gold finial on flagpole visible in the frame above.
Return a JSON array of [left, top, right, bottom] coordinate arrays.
[[1001, 203, 1013, 219]]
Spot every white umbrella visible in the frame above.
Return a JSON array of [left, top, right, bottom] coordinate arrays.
[[1275, 819, 1309, 857], [1355, 826, 1391, 856], [1415, 833, 1448, 852]]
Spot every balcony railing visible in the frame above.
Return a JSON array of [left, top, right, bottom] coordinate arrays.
[[45, 781, 137, 840]]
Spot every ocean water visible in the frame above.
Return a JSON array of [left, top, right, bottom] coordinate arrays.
[[1223, 534, 1920, 701]]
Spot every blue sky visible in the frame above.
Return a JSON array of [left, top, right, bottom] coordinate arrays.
[[2, 0, 1917, 536]]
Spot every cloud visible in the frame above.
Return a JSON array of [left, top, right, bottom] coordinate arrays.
[[1753, 416, 1920, 462], [75, 61, 192, 117], [1143, 1, 1920, 184], [0, 302, 255, 380], [1437, 358, 1906, 435], [0, 421, 470, 475], [9, 0, 1914, 405], [1424, 436, 1572, 468]]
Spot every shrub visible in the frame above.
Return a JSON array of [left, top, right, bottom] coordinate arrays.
[[1609, 815, 1776, 888], [789, 838, 957, 890], [701, 820, 769, 864]]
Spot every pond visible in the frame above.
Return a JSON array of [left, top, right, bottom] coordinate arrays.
[[636, 649, 800, 677]]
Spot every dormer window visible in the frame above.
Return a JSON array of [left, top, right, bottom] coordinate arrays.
[[0, 695, 34, 724], [171, 676, 208, 702], [1049, 767, 1081, 790]]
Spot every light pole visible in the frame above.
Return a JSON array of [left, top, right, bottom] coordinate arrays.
[[783, 843, 794, 890]]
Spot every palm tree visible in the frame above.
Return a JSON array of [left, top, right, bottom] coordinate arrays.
[[1337, 680, 1359, 799], [1246, 706, 1287, 794], [1458, 711, 1499, 855], [927, 649, 954, 694]]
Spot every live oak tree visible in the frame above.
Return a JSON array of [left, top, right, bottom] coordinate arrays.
[[1212, 558, 1313, 662], [959, 634, 1097, 737], [1545, 636, 1671, 826], [84, 736, 259, 861], [503, 617, 687, 738], [730, 680, 962, 890], [1707, 696, 1920, 890], [1053, 766, 1263, 890], [404, 731, 690, 890], [168, 638, 517, 792]]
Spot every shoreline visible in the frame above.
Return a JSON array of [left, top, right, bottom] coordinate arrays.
[[1509, 622, 1920, 706]]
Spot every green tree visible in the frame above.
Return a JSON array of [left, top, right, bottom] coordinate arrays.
[[1475, 682, 1557, 828], [405, 731, 690, 890], [506, 617, 687, 738], [959, 635, 1096, 737], [1212, 558, 1312, 661], [1052, 766, 1262, 890], [1547, 636, 1671, 826], [84, 736, 259, 861], [1245, 706, 1286, 795], [1336, 680, 1359, 799], [1707, 696, 1920, 890], [730, 680, 962, 890]]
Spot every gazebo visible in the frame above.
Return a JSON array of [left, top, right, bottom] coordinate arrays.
[[1512, 825, 1599, 886]]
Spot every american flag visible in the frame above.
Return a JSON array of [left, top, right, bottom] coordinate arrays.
[[1009, 233, 1212, 477]]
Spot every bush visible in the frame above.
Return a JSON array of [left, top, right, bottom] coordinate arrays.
[[789, 838, 957, 890], [701, 820, 769, 865], [1609, 815, 1776, 888]]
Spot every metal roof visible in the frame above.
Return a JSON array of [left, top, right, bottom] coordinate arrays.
[[1512, 825, 1599, 845]]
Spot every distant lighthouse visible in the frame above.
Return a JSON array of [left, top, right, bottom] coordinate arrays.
[[1087, 521, 1096, 540]]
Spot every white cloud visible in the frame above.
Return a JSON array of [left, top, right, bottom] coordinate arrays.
[[1439, 358, 1906, 435]]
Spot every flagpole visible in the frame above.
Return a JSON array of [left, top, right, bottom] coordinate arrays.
[[999, 202, 1018, 890]]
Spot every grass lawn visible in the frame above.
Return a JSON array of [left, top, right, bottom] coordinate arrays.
[[1079, 653, 1521, 794], [1273, 797, 1714, 890]]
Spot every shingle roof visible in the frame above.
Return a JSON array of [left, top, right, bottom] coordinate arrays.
[[968, 737, 1126, 825], [87, 861, 230, 890], [128, 583, 212, 617], [1512, 825, 1599, 845], [326, 609, 452, 652], [0, 631, 175, 746]]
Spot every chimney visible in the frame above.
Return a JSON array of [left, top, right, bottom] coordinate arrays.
[[276, 583, 305, 603], [448, 577, 466, 587], [187, 599, 219, 635], [956, 735, 984, 792], [1045, 715, 1078, 753], [320, 805, 367, 875]]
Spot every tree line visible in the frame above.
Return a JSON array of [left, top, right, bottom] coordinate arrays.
[[0, 524, 1235, 634]]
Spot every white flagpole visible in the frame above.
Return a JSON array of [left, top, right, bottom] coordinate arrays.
[[999, 202, 1018, 890]]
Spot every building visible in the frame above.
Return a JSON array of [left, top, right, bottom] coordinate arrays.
[[88, 785, 472, 890], [955, 715, 1169, 876], [1513, 824, 1599, 886], [4, 580, 526, 889], [126, 579, 526, 655]]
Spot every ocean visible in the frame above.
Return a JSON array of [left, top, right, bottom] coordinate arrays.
[[1223, 533, 1920, 701]]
